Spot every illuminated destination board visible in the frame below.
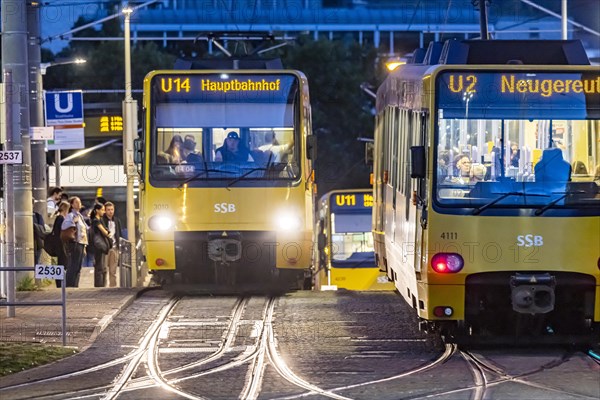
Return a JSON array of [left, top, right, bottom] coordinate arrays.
[[445, 73, 599, 97], [151, 73, 297, 102], [330, 192, 373, 213], [436, 70, 600, 119]]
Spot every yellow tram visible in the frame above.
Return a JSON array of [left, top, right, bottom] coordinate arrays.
[[136, 70, 316, 290], [314, 189, 394, 290], [373, 40, 600, 341]]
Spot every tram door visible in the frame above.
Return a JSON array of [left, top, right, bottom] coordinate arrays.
[[390, 107, 399, 245], [413, 111, 428, 275]]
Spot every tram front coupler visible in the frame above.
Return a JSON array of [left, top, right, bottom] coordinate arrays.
[[510, 273, 556, 314], [207, 232, 242, 265]]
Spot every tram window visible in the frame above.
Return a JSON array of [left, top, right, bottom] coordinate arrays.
[[330, 213, 374, 263], [435, 117, 599, 210], [156, 128, 203, 165]]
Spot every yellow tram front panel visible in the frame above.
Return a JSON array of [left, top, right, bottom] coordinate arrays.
[[327, 268, 394, 291], [142, 184, 313, 271], [417, 211, 600, 321]]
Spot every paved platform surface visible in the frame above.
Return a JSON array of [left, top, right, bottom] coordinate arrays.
[[0, 267, 146, 349]]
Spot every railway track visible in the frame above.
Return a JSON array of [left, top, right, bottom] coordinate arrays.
[[1, 291, 597, 400]]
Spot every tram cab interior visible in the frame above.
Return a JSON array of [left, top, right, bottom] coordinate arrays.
[[154, 127, 296, 176]]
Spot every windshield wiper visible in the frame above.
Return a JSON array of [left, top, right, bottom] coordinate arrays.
[[472, 192, 525, 215], [177, 166, 235, 188], [226, 153, 275, 189], [534, 191, 584, 216], [226, 166, 268, 189]]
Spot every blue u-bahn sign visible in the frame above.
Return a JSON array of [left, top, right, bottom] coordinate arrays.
[[44, 91, 84, 125]]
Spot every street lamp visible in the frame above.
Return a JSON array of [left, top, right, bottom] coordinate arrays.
[[122, 5, 138, 286], [40, 58, 86, 76], [40, 58, 87, 188]]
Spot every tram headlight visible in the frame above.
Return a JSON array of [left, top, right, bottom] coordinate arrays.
[[274, 210, 302, 232], [431, 253, 464, 273], [148, 215, 174, 231]]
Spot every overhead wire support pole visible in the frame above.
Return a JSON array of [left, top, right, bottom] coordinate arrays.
[[472, 0, 490, 40], [27, 1, 47, 222], [123, 6, 138, 286], [2, 0, 35, 300], [2, 71, 17, 317], [561, 0, 568, 40]]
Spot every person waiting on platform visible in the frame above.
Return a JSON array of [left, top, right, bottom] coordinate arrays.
[[215, 131, 254, 163], [90, 203, 111, 287]]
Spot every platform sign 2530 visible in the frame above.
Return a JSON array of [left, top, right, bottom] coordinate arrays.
[[35, 264, 64, 280]]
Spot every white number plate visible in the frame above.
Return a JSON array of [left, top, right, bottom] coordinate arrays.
[[0, 150, 23, 164], [35, 264, 65, 280]]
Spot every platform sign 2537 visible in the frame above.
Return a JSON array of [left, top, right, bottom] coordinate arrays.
[[0, 150, 23, 164], [35, 264, 64, 280]]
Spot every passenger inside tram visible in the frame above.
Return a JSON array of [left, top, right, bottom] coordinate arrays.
[[534, 147, 572, 183]]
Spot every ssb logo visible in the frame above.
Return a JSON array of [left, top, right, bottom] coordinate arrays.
[[516, 234, 543, 247], [214, 203, 236, 213]]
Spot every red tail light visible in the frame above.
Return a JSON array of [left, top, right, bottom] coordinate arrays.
[[431, 253, 464, 273], [433, 306, 454, 317], [155, 258, 166, 266]]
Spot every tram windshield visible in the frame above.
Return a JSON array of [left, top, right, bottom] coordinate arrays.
[[434, 71, 600, 214], [329, 192, 375, 268], [149, 73, 301, 187]]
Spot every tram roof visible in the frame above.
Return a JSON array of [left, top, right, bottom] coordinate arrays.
[[376, 39, 592, 112]]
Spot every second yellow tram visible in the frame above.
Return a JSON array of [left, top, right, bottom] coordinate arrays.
[[314, 189, 394, 290]]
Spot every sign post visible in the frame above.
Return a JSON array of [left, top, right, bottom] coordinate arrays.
[[44, 90, 85, 187]]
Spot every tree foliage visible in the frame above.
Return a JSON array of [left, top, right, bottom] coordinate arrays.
[[281, 37, 379, 196]]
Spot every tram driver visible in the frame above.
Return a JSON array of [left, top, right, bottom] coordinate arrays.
[[215, 131, 254, 163]]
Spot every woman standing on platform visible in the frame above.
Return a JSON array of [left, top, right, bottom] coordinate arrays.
[[65, 196, 88, 287], [90, 203, 111, 287], [50, 201, 70, 287]]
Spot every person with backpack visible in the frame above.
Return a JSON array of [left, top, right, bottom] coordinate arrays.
[[45, 201, 70, 287]]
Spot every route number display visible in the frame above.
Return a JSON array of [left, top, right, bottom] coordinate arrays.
[[0, 150, 23, 164], [35, 264, 65, 280]]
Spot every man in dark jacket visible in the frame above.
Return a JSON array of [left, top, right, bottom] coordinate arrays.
[[33, 208, 47, 265], [101, 201, 123, 287]]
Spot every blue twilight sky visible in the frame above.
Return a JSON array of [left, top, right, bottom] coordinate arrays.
[[37, 0, 600, 55], [41, 1, 116, 54]]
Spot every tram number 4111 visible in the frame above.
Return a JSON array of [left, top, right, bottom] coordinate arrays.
[[35, 264, 64, 280]]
